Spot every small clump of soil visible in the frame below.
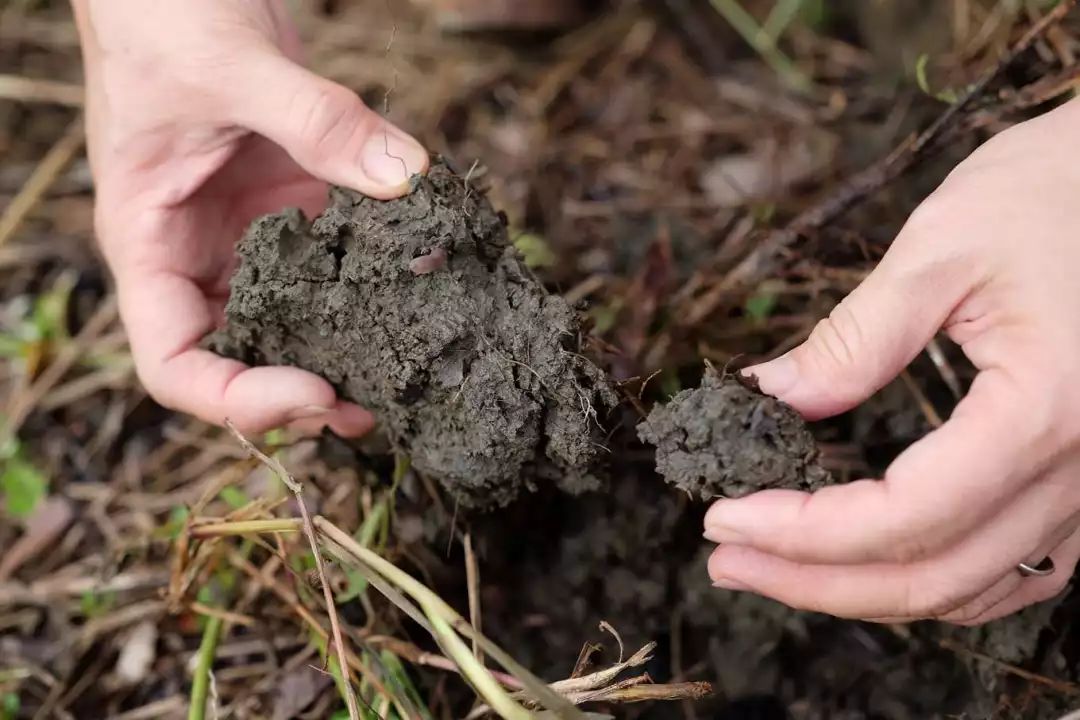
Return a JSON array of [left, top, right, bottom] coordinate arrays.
[[210, 158, 616, 507], [637, 367, 830, 499]]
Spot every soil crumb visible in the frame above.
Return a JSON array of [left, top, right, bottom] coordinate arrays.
[[211, 158, 616, 507], [637, 367, 829, 499]]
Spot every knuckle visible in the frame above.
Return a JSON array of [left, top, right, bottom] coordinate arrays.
[[889, 533, 933, 565], [945, 596, 996, 626], [904, 574, 966, 619], [293, 82, 366, 159], [806, 301, 863, 376], [135, 364, 179, 412]]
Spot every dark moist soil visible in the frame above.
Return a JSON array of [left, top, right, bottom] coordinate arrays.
[[638, 366, 831, 499], [211, 159, 616, 507]]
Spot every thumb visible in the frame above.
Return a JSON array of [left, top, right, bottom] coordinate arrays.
[[228, 52, 428, 199], [746, 251, 959, 420]]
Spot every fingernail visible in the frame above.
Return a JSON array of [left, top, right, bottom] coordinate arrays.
[[703, 500, 752, 545], [703, 527, 748, 544], [361, 125, 428, 188], [288, 404, 333, 421], [712, 577, 751, 591], [743, 352, 798, 398]]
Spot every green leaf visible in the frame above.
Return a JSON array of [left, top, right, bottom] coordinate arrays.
[[337, 572, 369, 604], [263, 428, 287, 446], [914, 54, 932, 95], [218, 485, 249, 510], [380, 650, 434, 720], [339, 499, 390, 602], [745, 291, 779, 323], [154, 505, 190, 540], [589, 301, 621, 335], [914, 54, 961, 104], [32, 281, 72, 344], [0, 334, 25, 359], [26, 272, 76, 351], [751, 202, 776, 225], [797, 0, 827, 29], [80, 590, 117, 618], [1, 692, 19, 720], [1, 456, 47, 518], [513, 232, 557, 269], [0, 437, 20, 462]]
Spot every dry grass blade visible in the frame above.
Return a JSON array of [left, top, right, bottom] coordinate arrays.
[[424, 606, 531, 720], [0, 114, 83, 249], [189, 518, 302, 539], [569, 643, 601, 680], [597, 622, 623, 663], [319, 533, 433, 632], [314, 517, 588, 720], [582, 682, 713, 703], [464, 531, 484, 663], [4, 293, 119, 438], [548, 643, 654, 696], [939, 639, 1080, 696], [224, 422, 362, 720], [0, 73, 82, 106], [468, 641, 713, 718]]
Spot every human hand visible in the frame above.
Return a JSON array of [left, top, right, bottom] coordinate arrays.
[[73, 0, 428, 434], [704, 98, 1080, 624]]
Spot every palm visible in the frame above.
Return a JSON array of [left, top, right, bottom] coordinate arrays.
[[161, 134, 329, 320]]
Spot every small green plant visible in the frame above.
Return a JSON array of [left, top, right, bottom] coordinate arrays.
[[708, 0, 813, 92], [0, 439, 48, 519], [914, 54, 982, 105], [1, 692, 19, 720], [513, 232, 557, 269], [155, 505, 191, 540], [0, 273, 74, 366], [337, 497, 390, 603], [589, 300, 622, 335], [745, 288, 779, 324], [80, 589, 118, 618], [218, 485, 250, 510]]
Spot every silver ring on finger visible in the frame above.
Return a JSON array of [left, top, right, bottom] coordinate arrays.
[[1017, 557, 1055, 577]]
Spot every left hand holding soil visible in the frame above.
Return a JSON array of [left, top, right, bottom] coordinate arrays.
[[704, 97, 1080, 625], [73, 0, 429, 436]]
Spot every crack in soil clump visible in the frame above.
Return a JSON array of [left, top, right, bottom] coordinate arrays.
[[638, 367, 831, 499], [210, 159, 616, 507]]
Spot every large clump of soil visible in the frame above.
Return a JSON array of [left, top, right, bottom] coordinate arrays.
[[211, 159, 616, 507], [637, 367, 830, 499]]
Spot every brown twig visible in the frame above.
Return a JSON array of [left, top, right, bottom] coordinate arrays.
[[224, 421, 361, 720], [0, 114, 83, 249], [3, 294, 119, 439], [0, 74, 83, 107], [939, 638, 1080, 696], [592, 681, 714, 703]]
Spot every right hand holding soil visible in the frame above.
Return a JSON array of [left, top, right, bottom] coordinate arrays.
[[72, 0, 428, 434], [705, 97, 1080, 624]]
